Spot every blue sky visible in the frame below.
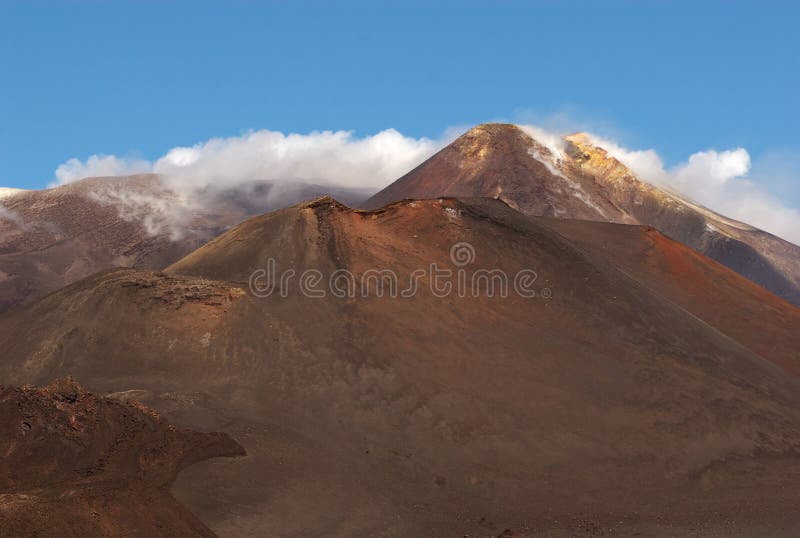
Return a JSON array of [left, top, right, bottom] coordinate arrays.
[[1, 1, 799, 206]]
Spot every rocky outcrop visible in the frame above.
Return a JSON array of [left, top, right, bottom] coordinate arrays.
[[0, 378, 245, 537]]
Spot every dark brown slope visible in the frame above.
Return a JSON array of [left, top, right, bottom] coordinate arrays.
[[365, 124, 800, 307], [0, 175, 370, 313], [3, 198, 800, 536], [0, 378, 244, 537]]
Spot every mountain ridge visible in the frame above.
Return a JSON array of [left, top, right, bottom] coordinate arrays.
[[365, 123, 800, 306], [3, 196, 800, 535], [0, 174, 369, 312]]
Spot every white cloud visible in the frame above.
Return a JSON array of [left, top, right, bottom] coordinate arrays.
[[49, 123, 800, 245], [577, 135, 669, 185], [87, 186, 191, 240], [155, 128, 443, 194], [517, 124, 567, 160], [582, 133, 800, 244], [54, 155, 152, 185], [0, 205, 24, 229], [50, 128, 447, 240], [53, 129, 445, 195]]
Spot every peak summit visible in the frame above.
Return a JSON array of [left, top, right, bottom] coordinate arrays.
[[301, 195, 351, 210], [464, 123, 523, 136], [453, 123, 531, 157], [364, 122, 624, 222]]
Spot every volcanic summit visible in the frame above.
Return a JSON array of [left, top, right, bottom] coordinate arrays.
[[366, 124, 800, 306]]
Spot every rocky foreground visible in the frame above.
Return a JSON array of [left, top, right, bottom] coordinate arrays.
[[0, 378, 245, 537]]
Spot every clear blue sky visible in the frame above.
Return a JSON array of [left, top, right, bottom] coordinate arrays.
[[1, 1, 798, 199]]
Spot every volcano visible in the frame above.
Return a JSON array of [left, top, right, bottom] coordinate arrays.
[[0, 174, 369, 313], [365, 124, 800, 307], [2, 197, 800, 536]]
